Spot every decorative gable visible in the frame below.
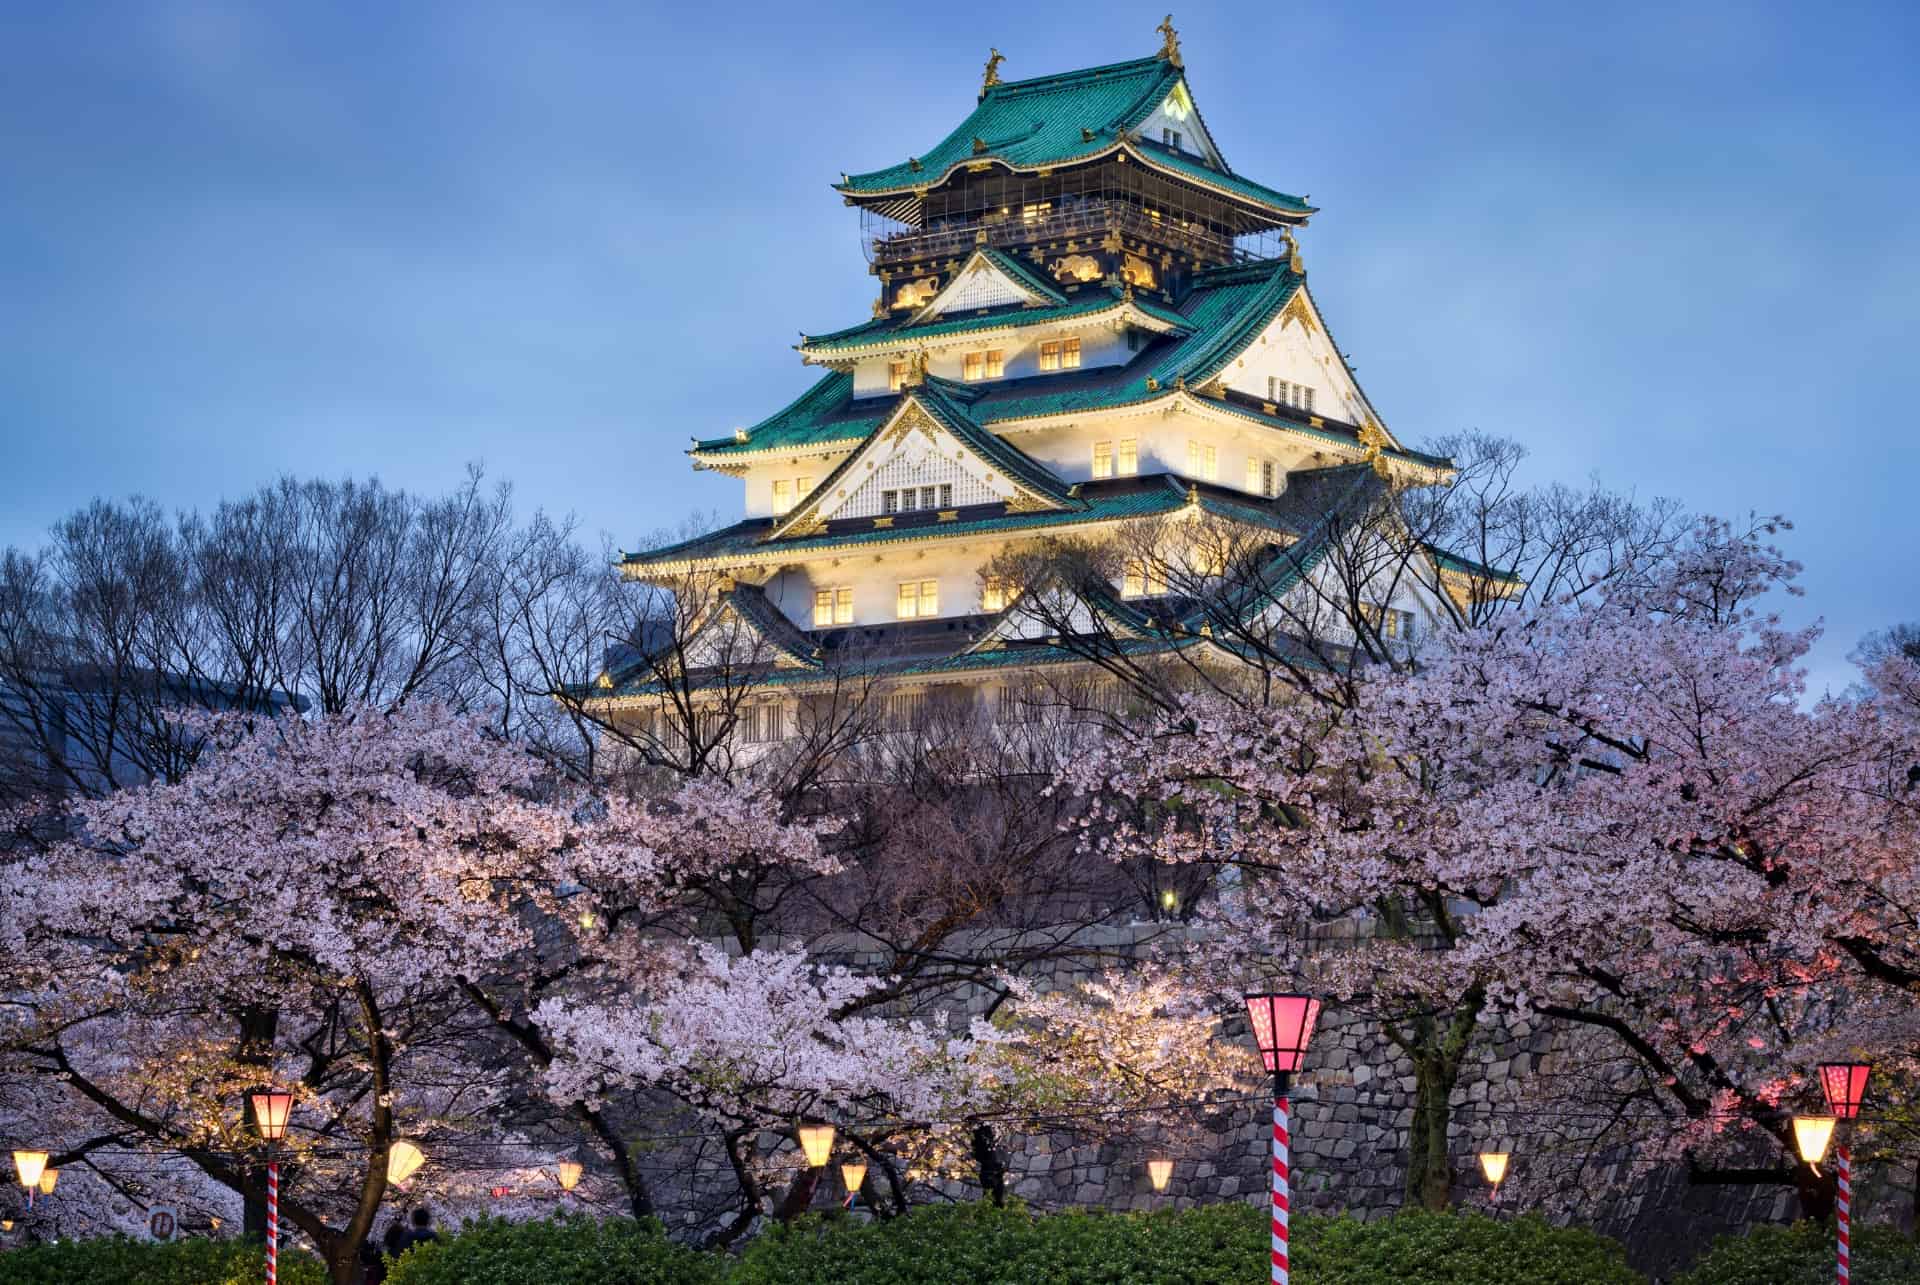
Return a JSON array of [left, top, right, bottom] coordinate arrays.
[[1222, 284, 1398, 448], [768, 391, 1072, 539], [909, 249, 1065, 323], [1148, 80, 1222, 166], [680, 587, 818, 671]]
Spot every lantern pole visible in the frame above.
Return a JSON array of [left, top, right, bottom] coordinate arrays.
[[1243, 993, 1320, 1285], [1818, 1062, 1871, 1285], [1270, 1061, 1292, 1285], [249, 1091, 292, 1285]]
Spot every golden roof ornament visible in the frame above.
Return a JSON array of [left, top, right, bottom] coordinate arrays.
[[1358, 416, 1393, 479], [981, 48, 1005, 96], [1156, 15, 1183, 68], [1281, 227, 1305, 275]]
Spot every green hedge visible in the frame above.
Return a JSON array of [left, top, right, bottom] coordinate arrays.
[[732, 1202, 1643, 1285], [0, 1205, 1649, 1285], [0, 1235, 326, 1285], [1676, 1221, 1920, 1285], [384, 1214, 722, 1285]]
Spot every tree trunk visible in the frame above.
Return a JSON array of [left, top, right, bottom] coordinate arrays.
[[1794, 1159, 1837, 1225], [773, 1167, 820, 1222], [971, 1122, 1007, 1207]]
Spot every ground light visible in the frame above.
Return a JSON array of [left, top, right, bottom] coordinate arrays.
[[12, 1151, 47, 1211], [797, 1124, 836, 1168], [1243, 992, 1320, 1285], [387, 1140, 426, 1187], [1478, 1151, 1509, 1206], [1147, 1158, 1174, 1193], [840, 1161, 867, 1208]]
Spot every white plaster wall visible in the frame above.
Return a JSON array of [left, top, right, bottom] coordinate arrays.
[[739, 452, 854, 518], [758, 537, 1039, 631], [1008, 407, 1322, 491], [848, 318, 1138, 397], [1221, 300, 1373, 427]]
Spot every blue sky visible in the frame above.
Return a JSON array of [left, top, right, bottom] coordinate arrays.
[[2, 1, 1915, 691]]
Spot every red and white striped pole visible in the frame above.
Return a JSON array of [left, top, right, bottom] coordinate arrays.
[[1271, 1086, 1292, 1285], [1835, 1144, 1850, 1285], [265, 1159, 279, 1285]]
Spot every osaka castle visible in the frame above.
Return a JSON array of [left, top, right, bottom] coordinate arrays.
[[595, 24, 1503, 741]]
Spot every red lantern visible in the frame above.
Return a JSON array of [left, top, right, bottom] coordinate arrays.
[[1243, 993, 1321, 1074], [249, 1091, 294, 1143], [1817, 1062, 1870, 1121]]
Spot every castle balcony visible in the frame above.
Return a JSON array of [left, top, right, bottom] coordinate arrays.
[[868, 198, 1268, 274]]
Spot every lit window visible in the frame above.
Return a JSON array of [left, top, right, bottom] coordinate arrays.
[[1360, 603, 1415, 640], [1246, 457, 1279, 498], [1040, 340, 1061, 372], [812, 589, 834, 627], [1062, 337, 1081, 368], [1187, 440, 1217, 481], [1118, 438, 1137, 475], [1021, 202, 1053, 224], [889, 361, 910, 391], [1092, 441, 1113, 479], [773, 479, 792, 514], [797, 475, 813, 498], [835, 587, 853, 624], [982, 576, 1017, 612], [897, 579, 939, 619], [962, 350, 1004, 381]]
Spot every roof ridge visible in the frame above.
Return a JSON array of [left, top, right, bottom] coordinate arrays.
[[984, 55, 1168, 96]]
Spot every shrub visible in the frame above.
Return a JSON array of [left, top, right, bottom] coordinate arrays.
[[0, 1235, 326, 1285], [383, 1214, 722, 1285], [730, 1200, 1645, 1285], [1676, 1220, 1920, 1285]]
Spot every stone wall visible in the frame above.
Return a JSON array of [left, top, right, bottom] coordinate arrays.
[[726, 922, 1910, 1280]]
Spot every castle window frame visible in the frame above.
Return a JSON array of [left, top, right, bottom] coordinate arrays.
[[1186, 440, 1217, 481], [896, 579, 939, 619], [1092, 440, 1113, 479], [1118, 437, 1138, 475], [813, 586, 853, 627]]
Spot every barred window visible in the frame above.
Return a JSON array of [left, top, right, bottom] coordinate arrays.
[[1092, 441, 1113, 479], [1118, 437, 1137, 475], [1186, 440, 1217, 481]]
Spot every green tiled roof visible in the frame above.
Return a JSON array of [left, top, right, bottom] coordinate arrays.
[[623, 477, 1193, 572], [694, 260, 1452, 477], [1421, 542, 1525, 585], [840, 57, 1178, 194], [835, 56, 1312, 221], [798, 286, 1192, 356], [975, 247, 1069, 305]]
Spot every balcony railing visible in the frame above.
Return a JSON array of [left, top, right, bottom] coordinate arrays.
[[871, 199, 1263, 270]]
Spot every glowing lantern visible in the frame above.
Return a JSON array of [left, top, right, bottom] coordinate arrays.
[[37, 1168, 58, 1196], [1, 1218, 12, 1231], [1147, 1158, 1174, 1192], [250, 1091, 294, 1142], [556, 1161, 584, 1192], [387, 1139, 426, 1186], [840, 1161, 867, 1192], [1242, 993, 1321, 1076], [1817, 1062, 1871, 1120], [1479, 1152, 1509, 1188], [1793, 1115, 1837, 1171], [12, 1151, 48, 1190], [797, 1124, 836, 1168]]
